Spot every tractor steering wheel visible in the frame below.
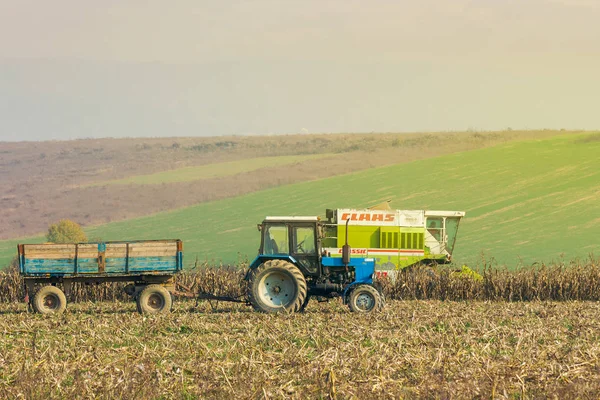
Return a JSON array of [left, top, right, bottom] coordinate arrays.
[[296, 239, 306, 253]]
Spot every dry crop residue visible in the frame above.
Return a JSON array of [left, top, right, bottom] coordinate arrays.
[[1, 300, 600, 399]]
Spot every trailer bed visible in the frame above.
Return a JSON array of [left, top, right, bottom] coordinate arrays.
[[18, 239, 183, 277]]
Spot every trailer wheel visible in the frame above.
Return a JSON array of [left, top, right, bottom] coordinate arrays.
[[136, 285, 172, 314], [347, 285, 383, 313], [248, 260, 307, 313], [32, 286, 67, 315]]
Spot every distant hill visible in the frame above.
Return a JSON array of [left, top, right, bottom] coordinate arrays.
[[2, 131, 598, 268], [0, 130, 557, 239]]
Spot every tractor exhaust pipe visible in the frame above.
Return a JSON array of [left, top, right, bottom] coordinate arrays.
[[342, 218, 351, 267]]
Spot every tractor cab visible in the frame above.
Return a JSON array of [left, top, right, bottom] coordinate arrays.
[[258, 217, 322, 276]]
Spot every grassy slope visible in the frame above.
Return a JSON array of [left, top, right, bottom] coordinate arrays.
[[88, 153, 335, 186], [2, 133, 599, 268]]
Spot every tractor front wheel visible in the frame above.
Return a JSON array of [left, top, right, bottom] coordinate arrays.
[[248, 260, 307, 313], [347, 284, 383, 313]]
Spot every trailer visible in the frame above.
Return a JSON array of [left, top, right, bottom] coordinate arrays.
[[17, 239, 183, 314]]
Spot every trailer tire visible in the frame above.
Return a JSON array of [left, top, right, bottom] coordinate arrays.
[[32, 286, 67, 315], [136, 285, 172, 315], [248, 260, 307, 313], [347, 284, 383, 313]]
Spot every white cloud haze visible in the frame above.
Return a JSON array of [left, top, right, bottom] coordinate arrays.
[[1, 0, 599, 140]]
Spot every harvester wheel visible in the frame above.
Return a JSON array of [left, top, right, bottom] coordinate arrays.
[[248, 260, 307, 313], [347, 284, 383, 313], [32, 285, 67, 315], [136, 285, 172, 315]]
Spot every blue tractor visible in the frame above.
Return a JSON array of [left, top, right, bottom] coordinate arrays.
[[246, 216, 384, 313]]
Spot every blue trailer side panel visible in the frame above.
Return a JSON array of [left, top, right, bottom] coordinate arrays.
[[18, 240, 183, 277]]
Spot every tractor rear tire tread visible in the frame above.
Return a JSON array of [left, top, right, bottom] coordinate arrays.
[[248, 259, 307, 313], [298, 295, 311, 313]]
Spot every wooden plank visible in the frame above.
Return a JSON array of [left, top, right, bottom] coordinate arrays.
[[130, 243, 177, 250], [129, 242, 179, 248], [105, 248, 128, 257], [77, 244, 98, 250], [128, 249, 178, 256], [77, 251, 99, 259], [24, 244, 76, 251], [128, 256, 178, 272], [25, 247, 76, 255], [25, 252, 76, 260], [23, 259, 75, 274]]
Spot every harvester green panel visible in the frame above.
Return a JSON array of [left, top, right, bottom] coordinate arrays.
[[380, 227, 399, 248], [327, 214, 455, 270], [399, 227, 424, 250], [336, 225, 380, 248]]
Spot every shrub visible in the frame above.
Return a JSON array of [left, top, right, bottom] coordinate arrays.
[[46, 219, 88, 243]]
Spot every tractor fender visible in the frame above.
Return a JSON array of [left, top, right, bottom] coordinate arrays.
[[244, 255, 299, 281]]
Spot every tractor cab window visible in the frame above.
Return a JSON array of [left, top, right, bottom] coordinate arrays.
[[293, 226, 316, 255], [263, 224, 289, 255]]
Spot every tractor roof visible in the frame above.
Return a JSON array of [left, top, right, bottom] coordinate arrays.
[[263, 216, 319, 223]]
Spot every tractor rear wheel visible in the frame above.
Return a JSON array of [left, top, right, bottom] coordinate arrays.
[[347, 284, 383, 313], [248, 260, 307, 313], [298, 295, 311, 312], [32, 285, 67, 315], [136, 285, 172, 315]]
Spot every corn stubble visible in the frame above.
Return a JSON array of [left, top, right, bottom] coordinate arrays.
[[1, 260, 600, 398], [2, 300, 600, 398], [3, 259, 600, 303]]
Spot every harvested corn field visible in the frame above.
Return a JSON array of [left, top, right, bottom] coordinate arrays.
[[1, 300, 600, 398]]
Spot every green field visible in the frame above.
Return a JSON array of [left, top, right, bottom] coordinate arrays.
[[89, 154, 334, 186], [2, 133, 599, 268]]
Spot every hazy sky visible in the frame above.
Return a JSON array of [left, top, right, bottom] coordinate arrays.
[[1, 1, 600, 140]]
